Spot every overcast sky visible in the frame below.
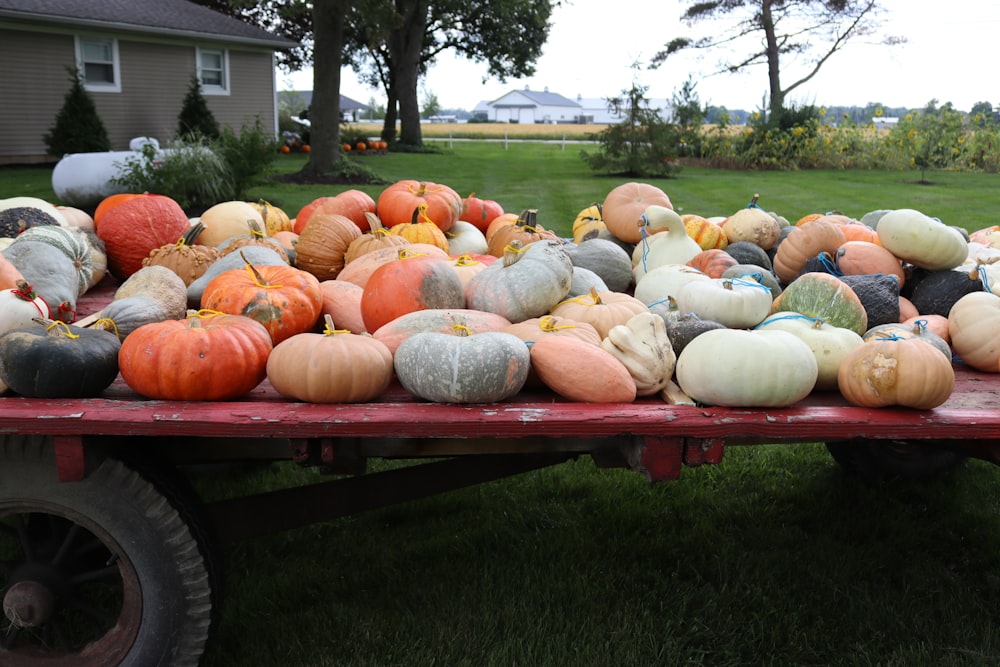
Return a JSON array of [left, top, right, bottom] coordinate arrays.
[[279, 0, 1000, 112]]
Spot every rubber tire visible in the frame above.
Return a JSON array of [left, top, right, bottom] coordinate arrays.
[[0, 435, 214, 667], [825, 439, 967, 480]]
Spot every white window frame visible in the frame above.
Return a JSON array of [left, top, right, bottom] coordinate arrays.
[[197, 48, 230, 95], [75, 36, 121, 93]]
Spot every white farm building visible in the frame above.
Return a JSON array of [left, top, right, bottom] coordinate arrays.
[[475, 86, 673, 124]]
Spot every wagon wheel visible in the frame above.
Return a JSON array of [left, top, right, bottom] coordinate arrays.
[[0, 435, 216, 667], [825, 438, 966, 480]]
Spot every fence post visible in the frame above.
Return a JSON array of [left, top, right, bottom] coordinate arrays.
[[449, 132, 453, 149], [562, 133, 566, 152], [504, 132, 509, 150]]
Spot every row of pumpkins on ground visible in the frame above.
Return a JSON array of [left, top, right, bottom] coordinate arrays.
[[0, 180, 998, 409]]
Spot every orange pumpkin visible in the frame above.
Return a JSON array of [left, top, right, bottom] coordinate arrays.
[[485, 209, 560, 257], [266, 315, 393, 403], [344, 212, 410, 264], [96, 195, 191, 280], [318, 279, 366, 333], [377, 180, 462, 232], [601, 182, 673, 244], [199, 257, 323, 344], [772, 220, 847, 284], [118, 311, 273, 400], [838, 337, 955, 409], [359, 249, 466, 332], [387, 205, 450, 252], [549, 287, 649, 339], [686, 248, 738, 279], [294, 190, 376, 234], [834, 241, 904, 285], [336, 243, 450, 289], [93, 193, 152, 230], [460, 192, 505, 234], [293, 213, 362, 281]]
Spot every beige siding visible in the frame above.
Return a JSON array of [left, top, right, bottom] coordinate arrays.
[[0, 25, 279, 165], [0, 29, 77, 164]]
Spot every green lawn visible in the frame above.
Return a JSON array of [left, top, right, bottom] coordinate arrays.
[[10, 144, 999, 236]]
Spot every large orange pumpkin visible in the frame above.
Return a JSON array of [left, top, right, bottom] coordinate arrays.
[[118, 311, 273, 400], [294, 190, 377, 235], [377, 180, 462, 232], [96, 195, 191, 280], [460, 192, 505, 234], [387, 205, 450, 251], [601, 182, 673, 244], [359, 249, 466, 332], [199, 257, 323, 344], [293, 213, 362, 281]]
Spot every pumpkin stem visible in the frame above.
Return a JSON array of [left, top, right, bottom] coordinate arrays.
[[747, 193, 762, 209], [239, 250, 282, 289], [501, 240, 525, 267], [411, 204, 435, 225], [538, 315, 577, 332], [516, 209, 539, 231], [41, 318, 80, 339], [179, 221, 205, 247], [397, 247, 427, 261], [589, 286, 603, 304], [94, 317, 121, 339], [12, 279, 38, 301], [451, 324, 473, 337], [364, 212, 389, 236], [321, 314, 351, 336], [452, 254, 480, 267]]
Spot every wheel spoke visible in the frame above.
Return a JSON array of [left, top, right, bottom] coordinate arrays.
[[9, 515, 34, 562], [66, 593, 118, 624], [51, 522, 85, 567], [70, 564, 122, 586], [3, 624, 23, 650]]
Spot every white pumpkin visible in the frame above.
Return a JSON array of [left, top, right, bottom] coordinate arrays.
[[876, 208, 968, 271], [754, 311, 864, 391], [633, 263, 710, 306], [676, 328, 818, 407], [446, 220, 488, 256], [674, 276, 773, 329], [599, 311, 676, 396], [0, 280, 50, 335], [632, 205, 703, 281], [197, 200, 267, 247]]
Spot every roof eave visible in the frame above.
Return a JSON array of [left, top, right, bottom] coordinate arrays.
[[0, 9, 297, 49]]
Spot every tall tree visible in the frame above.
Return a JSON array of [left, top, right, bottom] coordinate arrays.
[[299, 0, 345, 177], [651, 0, 899, 118], [346, 0, 555, 145]]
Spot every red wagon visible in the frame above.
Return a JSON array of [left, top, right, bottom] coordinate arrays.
[[2, 280, 998, 666]]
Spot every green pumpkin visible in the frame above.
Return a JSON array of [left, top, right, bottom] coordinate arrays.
[[393, 330, 530, 403], [0, 320, 121, 397], [771, 272, 868, 335]]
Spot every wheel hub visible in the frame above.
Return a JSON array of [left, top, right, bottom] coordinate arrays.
[[3, 580, 56, 627]]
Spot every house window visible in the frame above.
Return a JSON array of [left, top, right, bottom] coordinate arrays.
[[76, 37, 120, 93], [198, 48, 229, 95]]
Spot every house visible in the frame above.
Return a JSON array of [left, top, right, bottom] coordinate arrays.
[[484, 86, 583, 124], [282, 91, 373, 123], [478, 87, 675, 125], [0, 0, 297, 165]]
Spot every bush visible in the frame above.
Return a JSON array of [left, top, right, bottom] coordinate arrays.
[[177, 77, 220, 140], [215, 117, 281, 199], [43, 69, 112, 157], [580, 83, 683, 178], [112, 137, 232, 213]]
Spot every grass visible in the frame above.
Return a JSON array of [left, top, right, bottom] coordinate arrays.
[[5, 144, 1000, 665], [196, 448, 1000, 667], [9, 139, 999, 237]]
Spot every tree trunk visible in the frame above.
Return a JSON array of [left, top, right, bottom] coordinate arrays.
[[389, 0, 427, 146], [299, 0, 344, 177], [761, 0, 784, 116], [381, 87, 398, 143]]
